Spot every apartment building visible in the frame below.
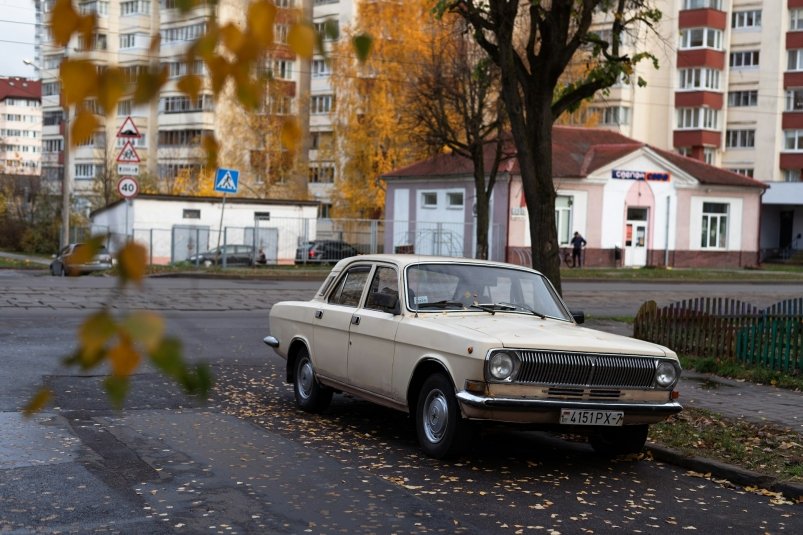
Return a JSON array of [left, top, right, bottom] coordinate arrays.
[[0, 77, 41, 175], [33, 0, 354, 216], [579, 0, 803, 184]]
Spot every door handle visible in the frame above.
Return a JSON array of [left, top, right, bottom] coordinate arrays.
[[315, 310, 323, 319], [351, 315, 360, 325]]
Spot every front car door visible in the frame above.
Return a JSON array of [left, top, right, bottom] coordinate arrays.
[[311, 264, 371, 383], [347, 265, 402, 400]]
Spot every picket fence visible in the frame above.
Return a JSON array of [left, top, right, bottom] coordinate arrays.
[[633, 297, 803, 373]]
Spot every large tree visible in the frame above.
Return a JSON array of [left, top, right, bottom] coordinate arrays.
[[438, 0, 660, 293], [409, 16, 510, 260]]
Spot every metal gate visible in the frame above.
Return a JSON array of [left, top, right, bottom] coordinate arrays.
[[172, 225, 210, 263], [245, 226, 280, 264]]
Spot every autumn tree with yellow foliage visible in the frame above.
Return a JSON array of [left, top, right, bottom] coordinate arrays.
[[329, 0, 434, 220]]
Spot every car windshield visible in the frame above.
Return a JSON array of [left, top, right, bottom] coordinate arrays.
[[405, 262, 571, 321]]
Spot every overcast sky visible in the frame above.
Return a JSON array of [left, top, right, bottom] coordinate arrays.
[[0, 0, 38, 78]]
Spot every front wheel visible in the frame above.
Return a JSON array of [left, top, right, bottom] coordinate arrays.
[[293, 347, 332, 413], [415, 374, 472, 459], [589, 424, 649, 457]]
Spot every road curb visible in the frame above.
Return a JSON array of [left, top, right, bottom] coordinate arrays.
[[647, 443, 803, 502]]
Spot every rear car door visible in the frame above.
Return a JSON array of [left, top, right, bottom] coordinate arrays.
[[311, 264, 372, 383]]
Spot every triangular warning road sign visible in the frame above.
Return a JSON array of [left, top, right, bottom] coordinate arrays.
[[116, 141, 141, 163], [116, 116, 141, 138]]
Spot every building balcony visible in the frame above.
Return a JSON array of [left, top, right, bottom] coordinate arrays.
[[780, 152, 803, 170], [679, 9, 727, 30], [673, 129, 721, 148], [675, 91, 723, 109], [784, 71, 803, 89], [677, 49, 726, 69]]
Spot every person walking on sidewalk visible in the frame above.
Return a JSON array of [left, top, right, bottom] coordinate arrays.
[[570, 231, 587, 268]]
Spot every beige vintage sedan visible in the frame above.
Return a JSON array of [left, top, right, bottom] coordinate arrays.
[[265, 255, 682, 459]]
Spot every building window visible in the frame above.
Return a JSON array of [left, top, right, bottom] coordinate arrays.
[[159, 94, 214, 113], [447, 191, 464, 208], [730, 50, 760, 68], [683, 0, 721, 9], [308, 162, 335, 183], [117, 99, 132, 116], [270, 59, 294, 80], [789, 49, 803, 72], [678, 68, 721, 90], [701, 202, 728, 249], [703, 147, 716, 165], [784, 129, 803, 151], [319, 203, 332, 219], [680, 28, 722, 50], [731, 10, 761, 29], [783, 169, 802, 182], [555, 195, 573, 246], [314, 19, 340, 40], [786, 88, 803, 111], [274, 24, 289, 44], [275, 0, 294, 7], [677, 107, 718, 129], [422, 192, 437, 208], [792, 9, 803, 31], [74, 164, 97, 179], [42, 82, 60, 96], [311, 94, 334, 114], [725, 129, 755, 148], [161, 22, 206, 44], [120, 33, 137, 49], [312, 59, 330, 78], [120, 0, 150, 15], [727, 90, 758, 107], [183, 209, 200, 219], [728, 168, 754, 177], [593, 106, 630, 125]]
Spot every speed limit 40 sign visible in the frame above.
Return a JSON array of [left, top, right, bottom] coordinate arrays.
[[117, 177, 139, 199]]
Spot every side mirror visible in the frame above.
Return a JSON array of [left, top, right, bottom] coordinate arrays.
[[570, 310, 585, 324]]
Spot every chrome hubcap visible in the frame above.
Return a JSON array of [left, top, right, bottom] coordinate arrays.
[[423, 389, 448, 444], [298, 359, 314, 399]]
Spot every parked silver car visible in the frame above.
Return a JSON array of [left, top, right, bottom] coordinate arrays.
[[265, 254, 682, 459], [50, 243, 113, 276]]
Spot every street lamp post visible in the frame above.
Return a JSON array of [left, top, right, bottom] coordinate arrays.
[[25, 58, 70, 248]]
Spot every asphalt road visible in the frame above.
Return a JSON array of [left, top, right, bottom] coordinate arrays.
[[0, 271, 801, 533]]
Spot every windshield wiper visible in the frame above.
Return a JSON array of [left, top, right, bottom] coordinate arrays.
[[496, 302, 547, 319], [468, 303, 495, 315], [416, 300, 466, 310]]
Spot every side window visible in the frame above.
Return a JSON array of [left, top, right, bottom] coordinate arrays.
[[328, 266, 371, 307], [365, 266, 399, 313]]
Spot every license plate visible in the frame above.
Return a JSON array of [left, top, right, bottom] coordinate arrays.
[[560, 409, 624, 426]]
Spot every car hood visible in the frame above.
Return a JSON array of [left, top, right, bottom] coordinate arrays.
[[411, 313, 669, 357]]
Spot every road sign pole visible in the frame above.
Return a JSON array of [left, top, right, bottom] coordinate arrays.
[[216, 193, 227, 258]]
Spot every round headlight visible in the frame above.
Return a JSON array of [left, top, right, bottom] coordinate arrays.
[[655, 361, 678, 388], [489, 352, 515, 381]]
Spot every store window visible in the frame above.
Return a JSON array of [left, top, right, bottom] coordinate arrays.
[[701, 202, 728, 249]]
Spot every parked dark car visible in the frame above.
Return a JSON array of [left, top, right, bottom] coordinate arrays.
[[295, 240, 360, 264], [188, 244, 255, 267], [50, 243, 113, 276]]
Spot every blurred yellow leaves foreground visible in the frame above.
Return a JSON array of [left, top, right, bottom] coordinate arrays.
[[49, 0, 372, 158], [24, 240, 213, 415], [31, 0, 376, 413]]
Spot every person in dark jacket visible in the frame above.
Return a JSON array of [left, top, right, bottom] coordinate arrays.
[[570, 231, 587, 268]]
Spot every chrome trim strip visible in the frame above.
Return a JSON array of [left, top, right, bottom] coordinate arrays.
[[456, 391, 682, 414]]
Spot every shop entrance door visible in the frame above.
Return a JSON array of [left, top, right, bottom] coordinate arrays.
[[625, 207, 648, 267]]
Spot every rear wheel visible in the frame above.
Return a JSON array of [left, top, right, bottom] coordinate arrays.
[[589, 424, 649, 456], [293, 347, 332, 413], [415, 374, 472, 459]]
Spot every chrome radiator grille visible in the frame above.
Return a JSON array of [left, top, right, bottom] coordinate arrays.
[[515, 351, 657, 388]]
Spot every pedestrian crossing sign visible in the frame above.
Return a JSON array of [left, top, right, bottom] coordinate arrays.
[[214, 168, 239, 194]]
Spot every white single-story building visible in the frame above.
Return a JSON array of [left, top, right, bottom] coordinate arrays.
[[90, 194, 319, 265], [383, 126, 767, 268]]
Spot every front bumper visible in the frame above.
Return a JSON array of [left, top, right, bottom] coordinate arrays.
[[456, 391, 682, 424]]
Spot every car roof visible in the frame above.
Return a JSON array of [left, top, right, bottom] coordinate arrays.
[[331, 254, 543, 275]]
